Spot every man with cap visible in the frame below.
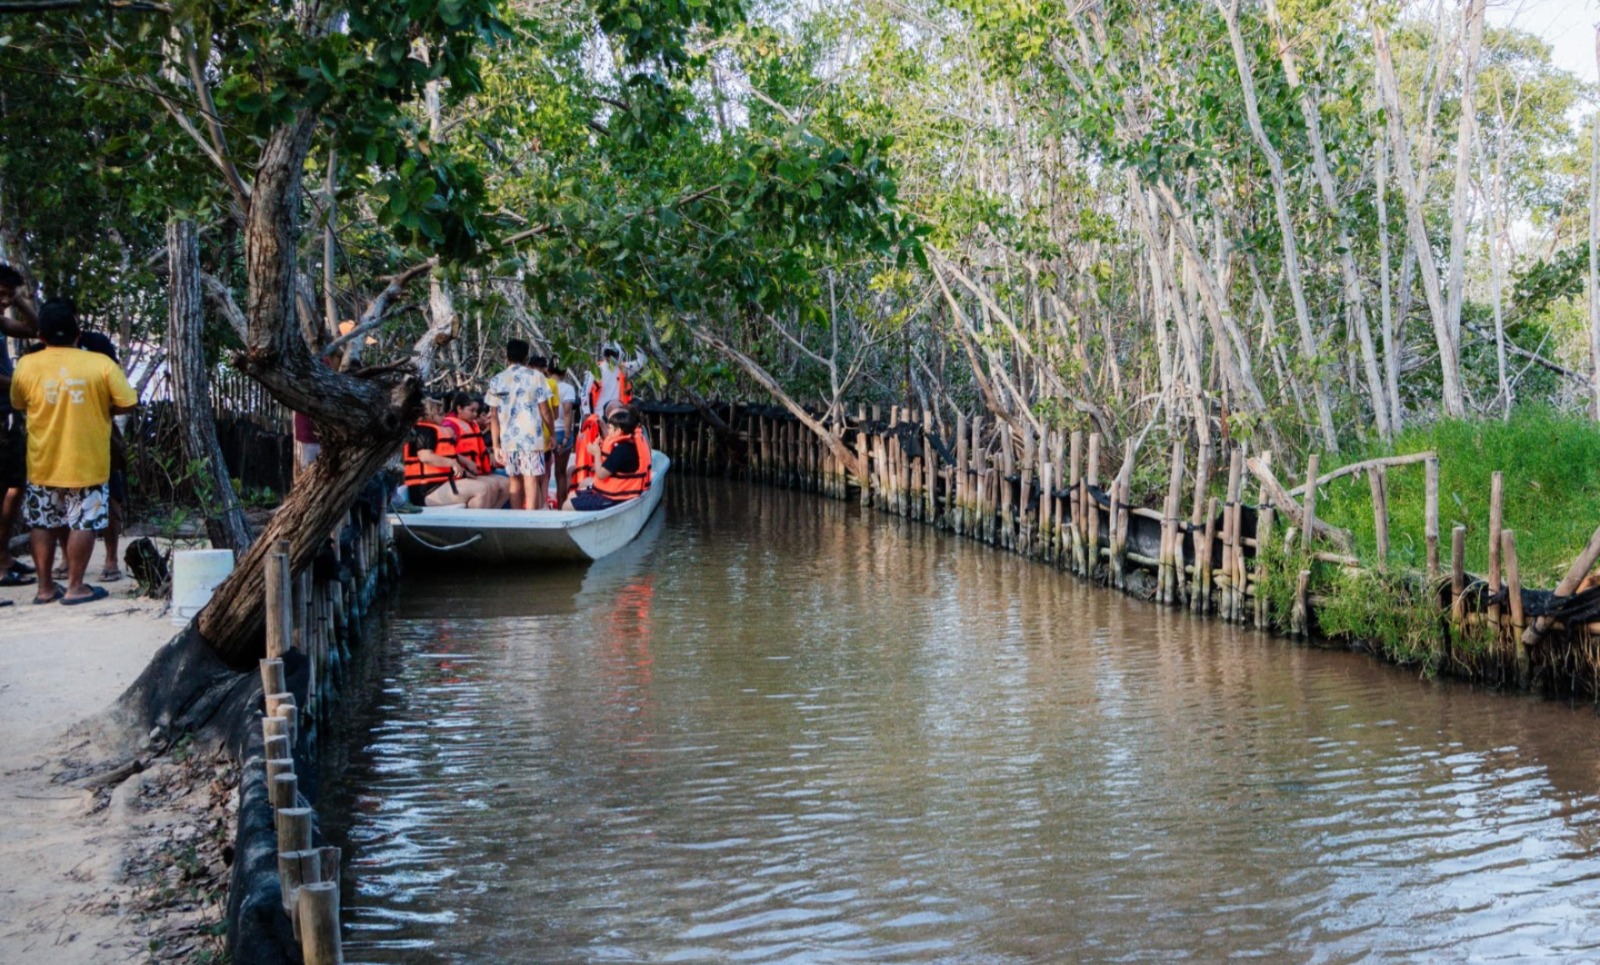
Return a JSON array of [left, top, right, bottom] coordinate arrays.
[[9, 297, 138, 604]]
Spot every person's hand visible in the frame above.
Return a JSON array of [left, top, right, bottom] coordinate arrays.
[[493, 446, 506, 466], [458, 460, 479, 478]]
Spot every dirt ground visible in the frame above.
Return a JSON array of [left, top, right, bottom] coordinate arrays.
[[0, 579, 233, 963]]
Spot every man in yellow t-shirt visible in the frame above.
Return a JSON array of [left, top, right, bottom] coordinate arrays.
[[8, 298, 138, 605]]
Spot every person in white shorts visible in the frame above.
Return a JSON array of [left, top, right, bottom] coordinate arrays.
[[485, 338, 553, 510]]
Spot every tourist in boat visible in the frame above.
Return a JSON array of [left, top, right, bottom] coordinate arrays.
[[548, 360, 577, 506], [484, 338, 553, 511], [443, 392, 493, 479], [583, 344, 645, 417], [403, 400, 508, 509], [563, 405, 651, 511]]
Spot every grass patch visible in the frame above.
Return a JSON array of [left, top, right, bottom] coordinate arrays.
[[1314, 408, 1600, 587]]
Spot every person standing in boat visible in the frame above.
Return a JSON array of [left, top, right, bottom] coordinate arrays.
[[485, 338, 553, 511], [547, 359, 577, 506], [582, 344, 645, 418], [563, 405, 651, 512]]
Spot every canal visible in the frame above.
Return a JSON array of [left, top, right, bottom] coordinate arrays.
[[321, 480, 1600, 962]]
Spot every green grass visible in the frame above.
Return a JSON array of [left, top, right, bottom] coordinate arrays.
[[1315, 408, 1600, 588]]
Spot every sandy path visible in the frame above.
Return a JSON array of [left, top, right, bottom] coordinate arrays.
[[0, 578, 183, 962]]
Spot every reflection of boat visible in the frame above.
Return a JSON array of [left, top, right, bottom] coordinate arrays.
[[389, 451, 670, 564]]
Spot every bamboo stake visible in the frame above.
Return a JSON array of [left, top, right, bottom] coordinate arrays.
[[260, 658, 287, 701], [1290, 569, 1311, 636], [1086, 433, 1101, 577], [1223, 450, 1243, 620], [1190, 445, 1212, 608], [1425, 456, 1441, 580], [1300, 454, 1320, 552], [1369, 466, 1390, 566], [1199, 497, 1219, 612], [1488, 471, 1504, 628], [1068, 431, 1084, 574], [271, 772, 298, 810], [279, 849, 319, 923], [1255, 506, 1275, 629], [297, 882, 343, 965], [1450, 525, 1467, 626], [1504, 529, 1527, 687], [266, 550, 291, 660], [1162, 440, 1185, 604]]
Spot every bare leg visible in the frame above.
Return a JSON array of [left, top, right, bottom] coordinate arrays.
[[31, 526, 61, 602], [507, 475, 523, 510], [553, 451, 570, 507], [518, 474, 537, 510], [102, 498, 122, 576], [530, 472, 547, 510], [0, 487, 20, 571], [62, 529, 96, 600]]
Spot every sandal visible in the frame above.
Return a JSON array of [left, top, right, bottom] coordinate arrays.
[[33, 586, 63, 605], [0, 570, 35, 588], [100, 567, 125, 583], [7, 560, 35, 576], [61, 585, 109, 606]]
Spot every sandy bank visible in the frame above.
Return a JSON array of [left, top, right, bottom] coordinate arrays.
[[0, 578, 230, 962]]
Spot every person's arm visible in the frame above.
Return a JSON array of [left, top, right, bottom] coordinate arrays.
[[107, 362, 139, 415], [441, 423, 478, 477], [488, 407, 505, 462], [418, 447, 457, 471]]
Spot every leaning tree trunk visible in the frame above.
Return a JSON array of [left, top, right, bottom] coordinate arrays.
[[167, 217, 254, 553]]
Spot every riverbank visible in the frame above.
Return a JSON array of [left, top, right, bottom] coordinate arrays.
[[0, 579, 230, 963]]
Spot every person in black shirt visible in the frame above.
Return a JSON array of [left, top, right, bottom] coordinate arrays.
[[0, 265, 36, 591], [563, 405, 648, 511]]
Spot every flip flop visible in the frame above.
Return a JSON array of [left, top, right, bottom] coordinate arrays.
[[0, 570, 35, 587], [33, 586, 63, 605], [7, 560, 35, 575], [0, 600, 12, 608], [100, 568, 125, 583], [60, 585, 109, 606]]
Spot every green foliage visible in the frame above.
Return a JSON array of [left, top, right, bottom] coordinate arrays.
[[1316, 409, 1600, 584], [1314, 565, 1445, 673]]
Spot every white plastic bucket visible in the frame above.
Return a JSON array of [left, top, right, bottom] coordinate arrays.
[[171, 549, 235, 626]]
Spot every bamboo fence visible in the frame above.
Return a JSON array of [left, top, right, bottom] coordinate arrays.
[[644, 402, 1600, 698]]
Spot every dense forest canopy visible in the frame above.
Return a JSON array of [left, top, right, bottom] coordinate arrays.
[[1, 0, 1596, 477]]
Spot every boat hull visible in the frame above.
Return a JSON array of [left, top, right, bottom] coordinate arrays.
[[389, 451, 670, 564]]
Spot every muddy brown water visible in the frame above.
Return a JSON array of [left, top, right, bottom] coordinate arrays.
[[320, 481, 1600, 963]]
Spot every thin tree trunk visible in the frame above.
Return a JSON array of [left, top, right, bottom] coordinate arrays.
[[1219, 0, 1336, 450], [1444, 0, 1486, 352], [1264, 0, 1389, 440], [167, 217, 253, 554], [1591, 27, 1600, 417], [1376, 137, 1403, 430], [1374, 18, 1465, 417]]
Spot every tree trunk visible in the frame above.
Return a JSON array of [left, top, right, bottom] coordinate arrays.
[[1444, 0, 1486, 352], [1374, 19, 1465, 417], [1263, 0, 1390, 440], [1220, 0, 1337, 450], [195, 426, 404, 667], [200, 112, 419, 667], [167, 216, 253, 553]]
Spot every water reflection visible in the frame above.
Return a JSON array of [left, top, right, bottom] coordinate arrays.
[[322, 481, 1600, 963]]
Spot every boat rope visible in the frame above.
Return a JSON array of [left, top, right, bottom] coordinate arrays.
[[392, 512, 486, 552]]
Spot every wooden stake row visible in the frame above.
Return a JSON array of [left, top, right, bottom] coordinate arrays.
[[260, 553, 345, 964], [651, 404, 1600, 689]]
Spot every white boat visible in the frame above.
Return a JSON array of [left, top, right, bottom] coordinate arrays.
[[389, 450, 670, 564]]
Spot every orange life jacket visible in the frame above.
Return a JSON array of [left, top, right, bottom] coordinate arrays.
[[588, 366, 632, 413], [443, 415, 492, 474], [403, 421, 455, 488], [572, 414, 602, 484], [593, 430, 652, 500]]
